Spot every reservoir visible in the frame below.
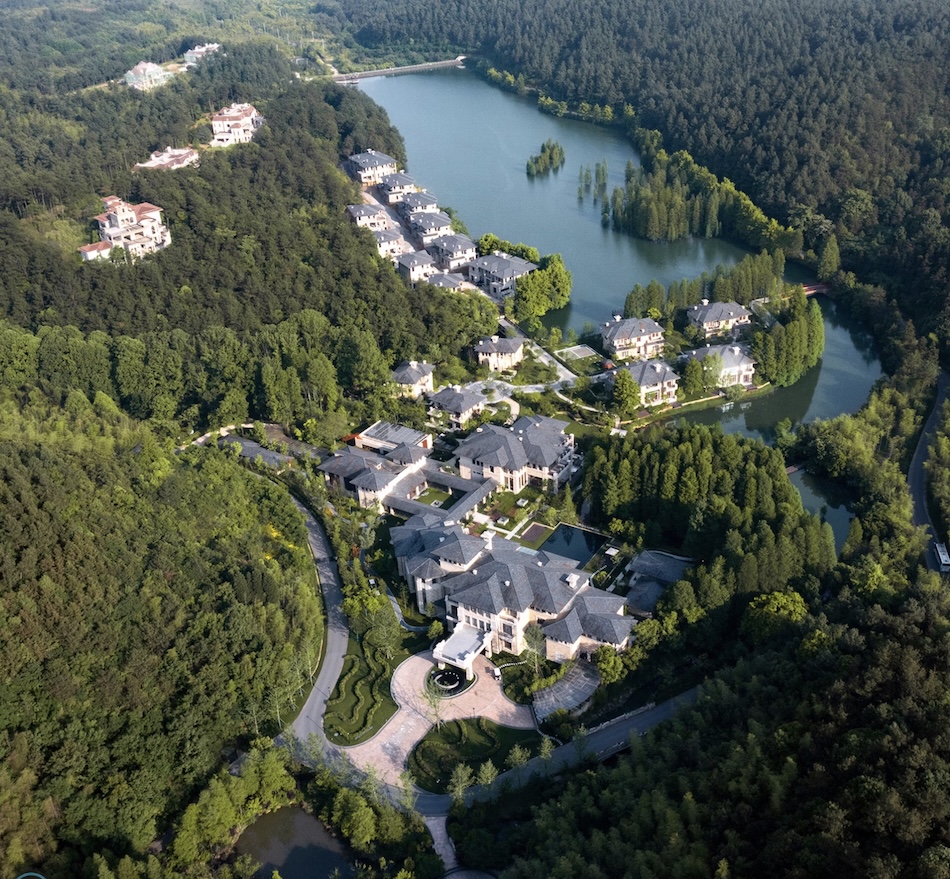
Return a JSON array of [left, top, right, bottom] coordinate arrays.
[[359, 67, 883, 535]]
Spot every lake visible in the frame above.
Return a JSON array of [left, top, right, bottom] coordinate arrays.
[[358, 66, 883, 536], [236, 807, 353, 879]]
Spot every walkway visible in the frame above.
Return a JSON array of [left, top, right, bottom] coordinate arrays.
[[343, 652, 535, 786], [533, 662, 601, 721], [907, 369, 950, 570]]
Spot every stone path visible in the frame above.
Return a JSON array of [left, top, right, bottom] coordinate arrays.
[[343, 651, 535, 785], [532, 661, 601, 721]]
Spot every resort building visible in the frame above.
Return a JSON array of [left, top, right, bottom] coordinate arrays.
[[78, 196, 171, 261], [397, 250, 437, 285], [210, 103, 264, 148], [474, 335, 525, 372], [378, 172, 418, 205], [346, 150, 399, 186], [398, 190, 439, 218], [410, 211, 454, 247], [683, 344, 756, 387], [615, 359, 680, 407], [467, 251, 538, 298], [687, 299, 752, 338], [600, 315, 665, 361], [428, 233, 476, 271], [134, 147, 200, 172], [428, 272, 467, 290], [124, 61, 174, 91], [373, 229, 406, 260], [347, 203, 391, 231], [392, 360, 436, 399], [455, 416, 575, 492]]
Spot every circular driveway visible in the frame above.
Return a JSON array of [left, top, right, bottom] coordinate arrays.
[[343, 651, 535, 785]]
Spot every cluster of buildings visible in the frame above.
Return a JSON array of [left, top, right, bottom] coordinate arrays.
[[210, 102, 265, 148], [600, 299, 756, 408], [124, 43, 220, 92], [345, 150, 537, 297], [318, 414, 630, 675]]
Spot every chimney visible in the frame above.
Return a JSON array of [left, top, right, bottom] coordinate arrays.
[[484, 531, 494, 551], [701, 298, 709, 305]]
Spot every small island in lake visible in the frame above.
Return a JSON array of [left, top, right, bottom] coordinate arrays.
[[526, 138, 566, 176]]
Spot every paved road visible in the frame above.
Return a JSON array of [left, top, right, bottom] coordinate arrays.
[[499, 316, 576, 386], [289, 501, 351, 752], [332, 56, 466, 82], [907, 370, 950, 571]]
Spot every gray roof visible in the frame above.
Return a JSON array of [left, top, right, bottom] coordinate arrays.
[[456, 417, 568, 472], [318, 448, 377, 478], [469, 252, 538, 280], [601, 316, 664, 344], [618, 359, 678, 386], [630, 550, 693, 583], [430, 386, 486, 416], [392, 360, 435, 385], [510, 415, 569, 469], [684, 344, 755, 370], [385, 442, 431, 465], [400, 191, 439, 212], [688, 300, 752, 325], [351, 466, 398, 491], [429, 233, 475, 255], [397, 250, 436, 270], [348, 149, 397, 170], [348, 204, 384, 219], [380, 171, 416, 189], [411, 211, 453, 233], [373, 229, 402, 244], [360, 420, 429, 447], [428, 272, 467, 289], [475, 336, 524, 356], [544, 592, 633, 645]]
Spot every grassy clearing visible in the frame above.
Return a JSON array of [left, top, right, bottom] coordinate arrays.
[[407, 717, 542, 792], [324, 628, 430, 745]]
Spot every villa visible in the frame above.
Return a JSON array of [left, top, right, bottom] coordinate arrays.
[[410, 211, 454, 247], [373, 229, 406, 259], [687, 300, 752, 338], [683, 344, 756, 387], [428, 233, 476, 271], [600, 315, 665, 361], [428, 272, 467, 290], [353, 420, 432, 454], [614, 359, 680, 406], [184, 43, 221, 66], [78, 196, 171, 261], [455, 416, 574, 492], [399, 191, 439, 218], [468, 251, 538, 298], [124, 61, 174, 91], [392, 360, 436, 399], [429, 386, 488, 429], [474, 335, 525, 371], [397, 250, 437, 285], [134, 147, 200, 172], [347, 203, 391, 231], [211, 103, 264, 147], [346, 150, 399, 186], [379, 172, 418, 205]]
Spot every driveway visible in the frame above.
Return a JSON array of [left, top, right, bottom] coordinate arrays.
[[533, 661, 601, 721], [343, 651, 535, 786]]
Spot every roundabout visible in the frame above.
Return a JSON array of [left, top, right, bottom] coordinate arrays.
[[428, 666, 473, 697]]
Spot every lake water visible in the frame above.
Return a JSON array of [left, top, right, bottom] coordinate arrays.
[[358, 67, 883, 539], [236, 808, 353, 879]]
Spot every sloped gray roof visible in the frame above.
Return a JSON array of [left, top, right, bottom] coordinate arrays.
[[688, 300, 751, 326], [385, 442, 431, 465], [397, 250, 436, 270], [475, 336, 524, 355], [428, 272, 466, 289], [510, 415, 569, 469], [351, 466, 398, 491], [429, 233, 475, 255], [601, 316, 664, 344], [348, 149, 397, 169], [618, 359, 678, 386], [400, 191, 439, 211], [348, 203, 383, 218], [544, 608, 584, 644], [373, 229, 401, 244], [318, 449, 375, 477], [430, 386, 486, 415], [392, 360, 435, 385], [456, 425, 527, 470], [380, 171, 416, 189], [544, 591, 633, 645], [684, 344, 755, 370], [469, 252, 537, 280], [411, 211, 453, 233]]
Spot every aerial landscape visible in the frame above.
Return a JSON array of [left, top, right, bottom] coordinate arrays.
[[3, 1, 950, 878]]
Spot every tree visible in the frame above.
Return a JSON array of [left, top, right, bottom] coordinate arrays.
[[817, 233, 840, 280], [427, 619, 444, 642], [613, 369, 641, 417], [332, 789, 377, 852], [448, 763, 474, 804], [505, 744, 530, 780], [476, 760, 498, 787], [422, 674, 446, 730], [522, 624, 546, 678], [593, 645, 625, 684], [741, 591, 807, 644], [539, 736, 555, 761], [683, 357, 704, 396]]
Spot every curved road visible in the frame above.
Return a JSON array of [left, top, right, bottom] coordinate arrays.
[[907, 370, 950, 570]]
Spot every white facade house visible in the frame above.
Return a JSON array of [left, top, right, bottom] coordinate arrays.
[[346, 150, 399, 185], [210, 103, 264, 147], [124, 61, 174, 91], [429, 386, 487, 429], [600, 315, 665, 361], [347, 203, 391, 231], [474, 335, 524, 371], [397, 250, 437, 285], [78, 196, 171, 261], [427, 233, 476, 271], [378, 172, 418, 205], [392, 360, 436, 399], [184, 43, 221, 66], [684, 344, 756, 387], [687, 300, 752, 338], [616, 359, 680, 406]]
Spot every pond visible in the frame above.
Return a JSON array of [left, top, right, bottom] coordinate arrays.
[[541, 524, 607, 565], [236, 807, 353, 879]]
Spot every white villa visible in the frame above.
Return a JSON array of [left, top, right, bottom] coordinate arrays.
[[347, 203, 391, 231], [410, 211, 454, 247], [429, 386, 488, 429], [134, 147, 200, 172], [455, 417, 574, 492], [78, 196, 171, 261], [601, 315, 665, 361], [346, 150, 399, 186], [124, 61, 174, 91], [392, 360, 436, 399], [379, 172, 418, 205], [684, 344, 756, 387], [427, 233, 476, 271], [184, 43, 221, 66], [210, 103, 264, 148], [615, 359, 680, 407], [397, 250, 437, 285], [688, 300, 752, 338], [468, 252, 537, 298], [474, 335, 525, 371]]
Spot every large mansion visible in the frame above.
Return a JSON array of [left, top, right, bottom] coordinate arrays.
[[211, 103, 265, 148], [78, 196, 171, 261]]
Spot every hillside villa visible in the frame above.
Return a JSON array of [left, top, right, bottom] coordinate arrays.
[[429, 386, 488, 429], [468, 252, 538, 298], [392, 360, 436, 399], [474, 335, 525, 371], [397, 250, 437, 285], [184, 43, 220, 66], [78, 196, 171, 261], [600, 315, 665, 361], [346, 150, 399, 185], [615, 359, 680, 407], [211, 103, 264, 147], [428, 233, 476, 271], [124, 61, 174, 91]]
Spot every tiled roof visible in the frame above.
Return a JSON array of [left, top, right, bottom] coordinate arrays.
[[392, 360, 435, 385], [601, 316, 664, 344]]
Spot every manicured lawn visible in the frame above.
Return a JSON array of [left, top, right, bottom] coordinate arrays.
[[324, 627, 430, 745], [417, 486, 460, 510], [407, 717, 542, 792]]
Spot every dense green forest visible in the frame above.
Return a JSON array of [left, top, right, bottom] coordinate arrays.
[[339, 0, 950, 341]]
